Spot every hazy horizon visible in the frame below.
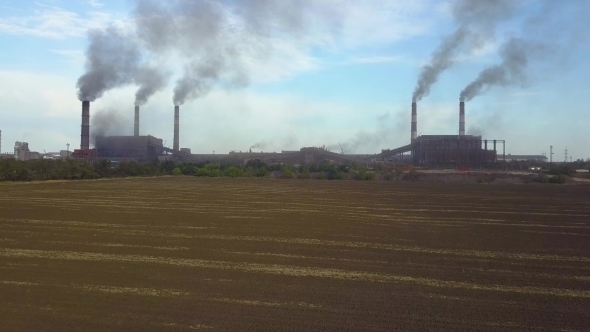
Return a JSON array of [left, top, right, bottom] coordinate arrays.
[[1, 0, 589, 160]]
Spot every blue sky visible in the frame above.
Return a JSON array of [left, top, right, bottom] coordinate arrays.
[[0, 0, 589, 159]]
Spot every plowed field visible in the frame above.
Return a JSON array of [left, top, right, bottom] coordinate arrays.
[[1, 177, 589, 331]]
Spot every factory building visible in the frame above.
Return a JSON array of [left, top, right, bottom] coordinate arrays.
[[95, 136, 164, 162], [411, 135, 501, 164], [14, 142, 41, 161]]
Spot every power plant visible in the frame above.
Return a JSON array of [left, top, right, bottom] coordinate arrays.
[[380, 101, 505, 165], [66, 97, 507, 167]]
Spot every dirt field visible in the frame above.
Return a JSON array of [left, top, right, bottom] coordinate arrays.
[[1, 177, 589, 331]]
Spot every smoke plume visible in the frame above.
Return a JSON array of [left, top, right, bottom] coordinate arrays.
[[249, 141, 268, 150], [77, 27, 141, 102], [90, 108, 129, 144], [412, 0, 525, 102], [135, 66, 170, 106], [460, 38, 540, 102], [134, 0, 338, 106]]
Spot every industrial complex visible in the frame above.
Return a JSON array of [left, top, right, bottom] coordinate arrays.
[[61, 99, 513, 167], [2, 99, 557, 166]]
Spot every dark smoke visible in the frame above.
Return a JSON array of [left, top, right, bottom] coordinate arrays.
[[90, 109, 129, 144], [134, 0, 340, 106], [77, 27, 141, 102], [460, 38, 541, 102], [412, 26, 469, 103], [249, 141, 268, 150], [412, 0, 525, 102], [135, 66, 170, 106]]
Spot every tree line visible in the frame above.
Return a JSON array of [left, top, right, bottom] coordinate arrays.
[[0, 158, 587, 183], [0, 158, 381, 182]]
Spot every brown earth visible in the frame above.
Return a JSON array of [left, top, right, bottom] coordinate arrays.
[[0, 177, 589, 331]]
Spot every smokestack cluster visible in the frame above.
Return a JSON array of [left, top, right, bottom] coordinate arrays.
[[411, 102, 417, 143], [459, 101, 465, 136], [173, 106, 179, 152], [134, 106, 140, 137], [81, 101, 90, 150]]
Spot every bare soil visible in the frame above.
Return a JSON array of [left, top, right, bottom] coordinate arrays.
[[1, 177, 589, 331]]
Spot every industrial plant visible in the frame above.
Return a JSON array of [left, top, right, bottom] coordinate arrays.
[[63, 97, 511, 168]]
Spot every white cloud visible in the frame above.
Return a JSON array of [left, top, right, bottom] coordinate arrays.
[[0, 5, 123, 39], [88, 0, 105, 8]]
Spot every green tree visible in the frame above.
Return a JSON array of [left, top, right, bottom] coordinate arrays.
[[224, 166, 244, 178]]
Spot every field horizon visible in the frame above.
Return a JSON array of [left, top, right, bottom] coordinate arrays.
[[1, 177, 589, 331]]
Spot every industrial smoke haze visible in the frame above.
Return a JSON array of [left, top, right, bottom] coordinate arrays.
[[134, 66, 170, 106], [90, 109, 129, 144], [460, 38, 539, 102], [412, 0, 526, 102], [134, 0, 339, 106], [77, 27, 141, 102]]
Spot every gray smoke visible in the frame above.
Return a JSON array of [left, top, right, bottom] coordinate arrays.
[[135, 66, 170, 106], [77, 27, 141, 102], [460, 38, 539, 102], [338, 112, 405, 154], [412, 0, 526, 102], [90, 108, 128, 144], [134, 0, 339, 106], [412, 27, 469, 103], [249, 141, 268, 150]]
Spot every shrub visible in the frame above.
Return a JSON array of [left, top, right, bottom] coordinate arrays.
[[224, 166, 244, 178], [282, 170, 295, 179], [549, 174, 568, 184], [299, 168, 311, 179], [316, 172, 325, 180], [172, 168, 183, 176], [334, 171, 346, 180], [256, 167, 269, 177]]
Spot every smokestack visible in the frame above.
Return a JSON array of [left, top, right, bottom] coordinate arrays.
[[173, 106, 179, 152], [134, 106, 140, 137], [459, 101, 465, 136], [81, 101, 90, 150], [411, 102, 417, 143]]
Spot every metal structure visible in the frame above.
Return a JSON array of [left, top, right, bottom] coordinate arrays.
[[380, 135, 505, 165], [411, 135, 504, 165]]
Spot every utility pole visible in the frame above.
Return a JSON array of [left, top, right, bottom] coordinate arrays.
[[565, 146, 568, 163], [550, 146, 553, 163]]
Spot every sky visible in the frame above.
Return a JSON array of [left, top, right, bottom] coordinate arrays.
[[0, 0, 589, 160]]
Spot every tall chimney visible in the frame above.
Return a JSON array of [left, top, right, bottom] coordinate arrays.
[[81, 101, 90, 150], [173, 106, 179, 151], [134, 106, 140, 137], [411, 102, 417, 143], [459, 101, 465, 136]]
